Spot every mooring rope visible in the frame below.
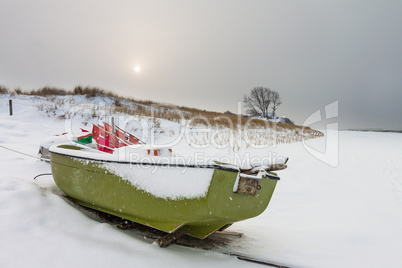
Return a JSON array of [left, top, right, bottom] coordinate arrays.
[[0, 144, 43, 160], [33, 173, 53, 180], [0, 145, 53, 180]]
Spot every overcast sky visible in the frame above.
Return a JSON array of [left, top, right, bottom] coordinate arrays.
[[1, 0, 401, 130]]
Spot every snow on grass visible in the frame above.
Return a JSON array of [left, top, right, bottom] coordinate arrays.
[[1, 94, 402, 267], [7, 93, 322, 148]]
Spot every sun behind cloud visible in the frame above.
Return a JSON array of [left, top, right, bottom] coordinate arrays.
[[134, 66, 141, 73]]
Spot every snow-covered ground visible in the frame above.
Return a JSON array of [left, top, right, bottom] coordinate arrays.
[[1, 95, 401, 268]]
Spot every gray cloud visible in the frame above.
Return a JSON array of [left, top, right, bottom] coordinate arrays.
[[1, 0, 401, 129]]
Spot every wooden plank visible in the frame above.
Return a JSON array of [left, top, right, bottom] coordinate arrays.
[[215, 230, 243, 237]]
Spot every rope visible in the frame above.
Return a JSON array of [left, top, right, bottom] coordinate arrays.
[[0, 145, 53, 180], [0, 99, 34, 107], [10, 101, 35, 107], [33, 173, 53, 180], [0, 144, 47, 160]]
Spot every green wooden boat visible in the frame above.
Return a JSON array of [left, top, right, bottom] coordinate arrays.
[[49, 143, 283, 240]]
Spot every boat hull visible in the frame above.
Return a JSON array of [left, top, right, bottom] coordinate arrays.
[[50, 147, 278, 239]]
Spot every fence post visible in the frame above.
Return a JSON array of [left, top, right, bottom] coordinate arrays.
[[9, 99, 12, 116]]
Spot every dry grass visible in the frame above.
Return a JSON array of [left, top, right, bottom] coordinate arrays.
[[0, 85, 10, 94], [27, 86, 69, 96], [73, 86, 119, 99], [9, 85, 117, 98]]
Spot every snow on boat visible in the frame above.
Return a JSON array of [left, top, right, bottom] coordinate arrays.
[[49, 122, 286, 239], [39, 128, 93, 160]]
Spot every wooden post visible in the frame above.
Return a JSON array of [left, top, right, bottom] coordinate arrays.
[[9, 99, 12, 116], [111, 117, 115, 133]]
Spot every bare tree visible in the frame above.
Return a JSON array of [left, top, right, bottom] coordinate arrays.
[[243, 87, 272, 118], [271, 91, 282, 118]]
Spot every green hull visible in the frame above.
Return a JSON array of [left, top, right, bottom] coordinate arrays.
[[50, 146, 278, 239]]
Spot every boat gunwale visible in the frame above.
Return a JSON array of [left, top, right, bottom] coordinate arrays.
[[49, 149, 239, 173]]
